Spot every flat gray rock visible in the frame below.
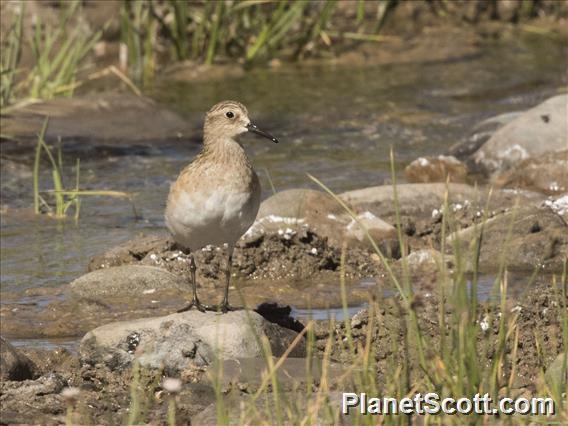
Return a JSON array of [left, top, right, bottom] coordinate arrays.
[[447, 205, 568, 272], [340, 183, 480, 218], [339, 183, 544, 219], [473, 95, 568, 174], [251, 189, 396, 250], [79, 310, 305, 373], [69, 265, 187, 299], [492, 149, 568, 195]]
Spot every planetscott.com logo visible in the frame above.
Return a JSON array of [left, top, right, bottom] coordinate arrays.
[[341, 392, 555, 416]]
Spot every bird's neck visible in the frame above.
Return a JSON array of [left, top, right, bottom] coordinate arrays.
[[201, 135, 250, 167]]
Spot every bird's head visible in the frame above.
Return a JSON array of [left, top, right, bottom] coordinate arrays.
[[204, 100, 278, 144]]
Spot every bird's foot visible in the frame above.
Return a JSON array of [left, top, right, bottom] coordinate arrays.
[[216, 302, 240, 313], [177, 300, 207, 313], [180, 300, 240, 313]]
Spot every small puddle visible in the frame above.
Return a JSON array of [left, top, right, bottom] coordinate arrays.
[[290, 272, 533, 321], [291, 304, 368, 322], [9, 337, 79, 353]]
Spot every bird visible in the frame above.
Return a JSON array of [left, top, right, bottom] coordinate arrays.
[[165, 100, 278, 313]]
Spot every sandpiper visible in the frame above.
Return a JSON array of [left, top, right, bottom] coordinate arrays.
[[165, 101, 278, 313]]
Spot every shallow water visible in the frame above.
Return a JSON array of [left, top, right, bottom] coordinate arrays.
[[9, 337, 79, 353], [1, 34, 566, 329], [289, 272, 533, 322]]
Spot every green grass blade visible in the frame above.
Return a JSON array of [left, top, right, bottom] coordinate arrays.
[[205, 1, 224, 65], [33, 118, 49, 214]]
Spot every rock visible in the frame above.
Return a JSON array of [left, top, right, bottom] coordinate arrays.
[[173, 382, 217, 420], [405, 249, 445, 270], [256, 189, 342, 221], [218, 357, 344, 393], [343, 212, 399, 255], [403, 249, 461, 281], [339, 183, 520, 220], [69, 265, 188, 299], [545, 352, 567, 391], [88, 235, 174, 272], [79, 310, 305, 373], [541, 195, 568, 220], [251, 189, 397, 250], [405, 155, 468, 183], [447, 111, 524, 162], [0, 373, 66, 397], [0, 337, 38, 381], [447, 205, 568, 272], [251, 189, 345, 240], [190, 393, 260, 426], [473, 95, 568, 174], [492, 149, 568, 195], [1, 92, 196, 149]]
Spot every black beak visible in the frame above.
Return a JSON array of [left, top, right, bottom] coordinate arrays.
[[246, 122, 279, 143]]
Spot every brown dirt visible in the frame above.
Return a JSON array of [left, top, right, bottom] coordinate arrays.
[[3, 200, 559, 341], [1, 277, 563, 425], [315, 275, 565, 394], [0, 351, 212, 425], [89, 228, 380, 285], [0, 228, 382, 340]]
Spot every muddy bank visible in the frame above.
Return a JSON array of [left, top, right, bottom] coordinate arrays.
[[0, 227, 381, 340], [1, 187, 565, 424], [88, 228, 379, 284], [2, 185, 565, 341], [0, 277, 564, 425], [312, 276, 565, 392], [1, 92, 198, 153]]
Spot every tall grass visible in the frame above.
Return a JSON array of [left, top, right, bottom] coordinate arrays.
[[114, 0, 567, 85], [118, 0, 388, 83], [0, 0, 102, 109], [33, 117, 134, 220], [120, 1, 157, 86], [26, 1, 102, 100], [0, 1, 24, 108], [2, 0, 563, 105]]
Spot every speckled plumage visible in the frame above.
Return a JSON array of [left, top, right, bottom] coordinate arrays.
[[165, 137, 261, 251], [165, 100, 277, 312]]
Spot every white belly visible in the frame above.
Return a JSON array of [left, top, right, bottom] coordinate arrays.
[[165, 186, 260, 251]]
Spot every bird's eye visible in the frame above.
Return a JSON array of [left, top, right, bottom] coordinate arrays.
[[225, 111, 235, 119]]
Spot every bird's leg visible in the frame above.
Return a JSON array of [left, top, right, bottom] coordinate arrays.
[[178, 253, 206, 313], [219, 246, 238, 313]]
